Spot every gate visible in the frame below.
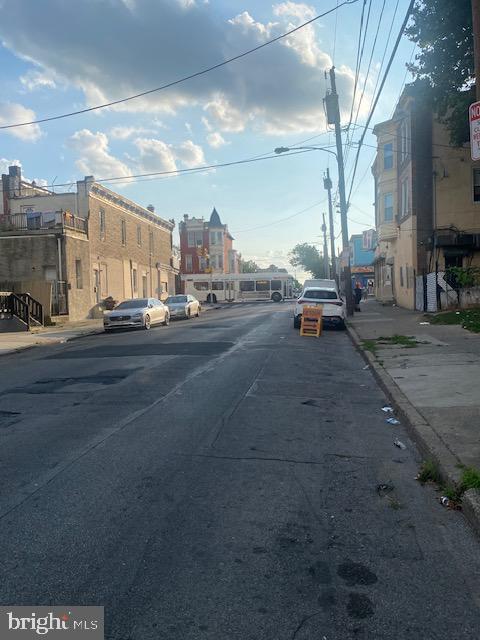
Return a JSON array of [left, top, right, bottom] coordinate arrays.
[[52, 280, 68, 315]]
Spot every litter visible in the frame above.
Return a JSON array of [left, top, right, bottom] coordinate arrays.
[[455, 311, 460, 315], [362, 365, 369, 370], [419, 322, 430, 325], [440, 496, 450, 507], [381, 406, 394, 413], [377, 483, 394, 496], [386, 417, 401, 425], [393, 439, 406, 450], [439, 496, 462, 510]]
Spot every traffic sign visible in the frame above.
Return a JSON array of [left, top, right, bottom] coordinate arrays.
[[469, 101, 480, 160]]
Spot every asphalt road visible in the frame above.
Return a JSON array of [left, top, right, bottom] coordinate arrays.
[[0, 302, 479, 639]]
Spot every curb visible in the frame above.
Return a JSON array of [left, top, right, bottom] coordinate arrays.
[[346, 322, 480, 538]]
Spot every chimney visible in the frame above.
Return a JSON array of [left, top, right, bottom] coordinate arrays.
[[8, 164, 21, 197], [183, 214, 189, 221], [147, 204, 155, 212]]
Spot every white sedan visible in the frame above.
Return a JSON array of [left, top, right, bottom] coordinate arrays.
[[164, 294, 201, 319], [293, 287, 346, 330], [104, 298, 170, 331]]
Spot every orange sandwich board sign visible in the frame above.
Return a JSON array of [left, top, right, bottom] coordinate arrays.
[[470, 101, 480, 161]]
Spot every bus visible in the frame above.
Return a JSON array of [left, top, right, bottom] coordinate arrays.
[[181, 272, 294, 303]]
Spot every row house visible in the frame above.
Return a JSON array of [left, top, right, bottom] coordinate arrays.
[[371, 85, 480, 310], [179, 208, 239, 275], [0, 165, 177, 321]]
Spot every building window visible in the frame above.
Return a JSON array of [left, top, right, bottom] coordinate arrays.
[[210, 231, 222, 245], [473, 169, 480, 202], [99, 208, 106, 240], [187, 231, 203, 247], [149, 231, 154, 254], [137, 225, 142, 246], [132, 268, 138, 292], [75, 259, 83, 289], [161, 281, 168, 294], [199, 256, 207, 271], [400, 119, 410, 163], [383, 143, 393, 170], [401, 179, 409, 217], [185, 254, 193, 272], [384, 193, 394, 222], [121, 220, 126, 246], [142, 274, 148, 297]]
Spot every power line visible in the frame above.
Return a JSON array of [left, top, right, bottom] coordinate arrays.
[[347, 0, 368, 133], [346, 0, 415, 206], [233, 200, 326, 234], [0, 0, 359, 132]]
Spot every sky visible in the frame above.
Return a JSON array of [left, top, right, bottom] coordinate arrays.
[[0, 0, 415, 278]]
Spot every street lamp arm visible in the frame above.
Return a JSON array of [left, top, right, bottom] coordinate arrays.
[[274, 145, 338, 160]]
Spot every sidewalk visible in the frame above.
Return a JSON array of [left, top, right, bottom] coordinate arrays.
[[0, 319, 104, 356], [348, 298, 480, 530]]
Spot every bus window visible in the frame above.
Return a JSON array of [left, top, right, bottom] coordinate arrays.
[[271, 280, 282, 290], [255, 280, 269, 291], [240, 281, 255, 291], [212, 281, 224, 290], [194, 282, 209, 290]]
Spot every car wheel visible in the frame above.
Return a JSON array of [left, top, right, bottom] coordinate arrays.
[[293, 316, 301, 329], [196, 306, 201, 317], [271, 292, 282, 302], [144, 314, 151, 330], [163, 313, 170, 326], [187, 308, 191, 319]]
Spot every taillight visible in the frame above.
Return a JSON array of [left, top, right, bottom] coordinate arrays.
[[331, 300, 343, 306]]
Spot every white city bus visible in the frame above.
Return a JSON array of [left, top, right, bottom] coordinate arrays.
[[181, 272, 294, 303]]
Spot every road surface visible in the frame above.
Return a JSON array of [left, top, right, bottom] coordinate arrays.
[[0, 302, 479, 639]]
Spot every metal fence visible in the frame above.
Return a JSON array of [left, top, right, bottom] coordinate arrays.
[[0, 211, 87, 233]]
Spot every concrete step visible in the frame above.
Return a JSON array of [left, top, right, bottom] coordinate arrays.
[[0, 316, 28, 333]]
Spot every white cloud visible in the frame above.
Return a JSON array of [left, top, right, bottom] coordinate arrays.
[[0, 102, 42, 141], [68, 129, 131, 179], [0, 158, 21, 174], [0, 1, 361, 135], [20, 69, 56, 91], [134, 137, 205, 173], [206, 131, 227, 148], [109, 125, 156, 140]]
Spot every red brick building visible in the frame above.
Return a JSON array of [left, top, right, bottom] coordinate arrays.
[[179, 208, 239, 275]]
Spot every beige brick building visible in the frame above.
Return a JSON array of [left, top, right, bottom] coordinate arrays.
[[0, 166, 177, 321]]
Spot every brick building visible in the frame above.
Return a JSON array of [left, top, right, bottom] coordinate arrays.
[[179, 208, 239, 275], [0, 166, 177, 321]]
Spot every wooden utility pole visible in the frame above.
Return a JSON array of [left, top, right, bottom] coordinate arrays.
[[473, 0, 480, 100], [322, 213, 329, 278], [323, 167, 337, 280]]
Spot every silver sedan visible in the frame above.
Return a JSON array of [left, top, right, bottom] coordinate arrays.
[[104, 298, 170, 331], [164, 294, 201, 320]]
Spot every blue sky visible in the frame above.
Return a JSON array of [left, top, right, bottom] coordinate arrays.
[[0, 0, 414, 273]]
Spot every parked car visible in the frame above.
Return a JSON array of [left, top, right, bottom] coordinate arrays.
[[303, 279, 339, 294], [103, 298, 169, 331], [164, 294, 201, 319], [293, 287, 346, 330]]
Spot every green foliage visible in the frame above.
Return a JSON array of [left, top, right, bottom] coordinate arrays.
[[289, 243, 326, 279], [429, 309, 480, 333], [446, 267, 480, 289], [377, 335, 419, 348], [405, 0, 474, 145], [240, 259, 260, 273], [460, 467, 480, 492], [417, 460, 441, 484]]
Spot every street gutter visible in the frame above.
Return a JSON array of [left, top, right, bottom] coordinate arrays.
[[346, 322, 480, 538]]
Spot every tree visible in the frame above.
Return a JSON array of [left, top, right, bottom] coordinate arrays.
[[289, 243, 326, 278], [240, 259, 260, 273], [406, 0, 474, 145]]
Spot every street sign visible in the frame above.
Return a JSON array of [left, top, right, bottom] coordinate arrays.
[[469, 101, 480, 160]]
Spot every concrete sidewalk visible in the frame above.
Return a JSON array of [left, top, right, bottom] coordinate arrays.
[[348, 298, 480, 529]]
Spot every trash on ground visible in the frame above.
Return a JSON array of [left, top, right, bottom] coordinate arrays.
[[362, 365, 369, 370], [455, 311, 460, 315], [386, 417, 401, 425], [419, 322, 430, 325], [377, 483, 394, 496], [381, 406, 394, 413], [394, 439, 406, 450], [439, 496, 462, 510]]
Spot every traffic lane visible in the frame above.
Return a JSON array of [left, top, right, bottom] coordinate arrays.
[[0, 310, 478, 639], [0, 303, 285, 514]]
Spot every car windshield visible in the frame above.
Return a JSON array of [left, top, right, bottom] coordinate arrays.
[[303, 289, 338, 300], [115, 299, 149, 309], [166, 296, 187, 304]]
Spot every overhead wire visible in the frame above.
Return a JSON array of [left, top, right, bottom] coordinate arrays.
[[0, 0, 359, 132]]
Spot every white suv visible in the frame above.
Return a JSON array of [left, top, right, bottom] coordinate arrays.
[[294, 287, 346, 330]]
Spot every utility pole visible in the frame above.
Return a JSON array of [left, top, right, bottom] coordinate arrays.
[[325, 67, 354, 315], [473, 0, 480, 100], [322, 213, 329, 278], [323, 167, 336, 280]]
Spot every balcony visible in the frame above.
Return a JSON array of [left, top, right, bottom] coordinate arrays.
[[378, 222, 397, 241], [0, 211, 87, 234]]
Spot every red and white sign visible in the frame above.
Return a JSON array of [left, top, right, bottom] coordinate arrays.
[[469, 101, 480, 161]]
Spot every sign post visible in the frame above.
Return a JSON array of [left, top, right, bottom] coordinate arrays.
[[469, 101, 480, 160]]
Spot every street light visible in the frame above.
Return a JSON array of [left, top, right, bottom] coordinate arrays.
[[274, 145, 337, 159]]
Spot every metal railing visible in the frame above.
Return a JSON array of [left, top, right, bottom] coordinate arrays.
[[18, 293, 44, 325], [0, 211, 87, 233], [0, 292, 44, 329]]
